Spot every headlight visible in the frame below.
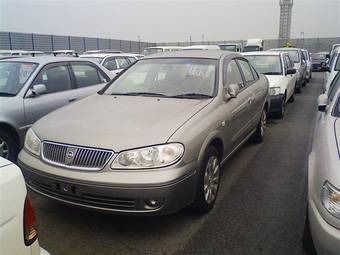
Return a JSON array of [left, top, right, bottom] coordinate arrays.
[[24, 129, 41, 156], [111, 143, 184, 169], [322, 181, 340, 219], [269, 87, 281, 96]]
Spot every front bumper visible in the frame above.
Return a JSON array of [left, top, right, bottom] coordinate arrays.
[[19, 160, 196, 215], [309, 199, 340, 255], [268, 94, 284, 114]]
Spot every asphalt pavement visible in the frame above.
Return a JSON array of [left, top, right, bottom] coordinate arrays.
[[31, 72, 324, 255]]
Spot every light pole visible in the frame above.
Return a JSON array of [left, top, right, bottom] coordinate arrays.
[[138, 35, 141, 54]]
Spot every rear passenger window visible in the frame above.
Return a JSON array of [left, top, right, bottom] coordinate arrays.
[[34, 65, 72, 94], [224, 60, 244, 88], [72, 64, 101, 88], [116, 57, 130, 69], [237, 59, 255, 84], [328, 74, 340, 102], [128, 57, 137, 64], [103, 58, 118, 71]]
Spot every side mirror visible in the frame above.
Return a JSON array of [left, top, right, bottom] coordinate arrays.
[[318, 94, 328, 112], [226, 84, 240, 99], [286, 68, 296, 75], [29, 84, 47, 97], [326, 54, 330, 59]]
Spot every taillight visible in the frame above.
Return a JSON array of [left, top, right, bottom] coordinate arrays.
[[23, 196, 38, 246]]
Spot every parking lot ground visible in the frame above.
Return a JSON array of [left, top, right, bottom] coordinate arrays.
[[30, 72, 324, 255]]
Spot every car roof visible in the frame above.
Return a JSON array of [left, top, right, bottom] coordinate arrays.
[[270, 47, 301, 51], [142, 50, 237, 60], [0, 56, 91, 65], [242, 51, 281, 56], [80, 53, 136, 58]]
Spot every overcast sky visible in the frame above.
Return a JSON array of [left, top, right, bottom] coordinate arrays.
[[0, 0, 339, 43]]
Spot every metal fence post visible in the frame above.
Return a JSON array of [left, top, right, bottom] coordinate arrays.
[[68, 36, 71, 50], [8, 32, 12, 50], [96, 38, 99, 50], [51, 35, 54, 51], [83, 37, 86, 52], [31, 34, 35, 50], [119, 40, 122, 51]]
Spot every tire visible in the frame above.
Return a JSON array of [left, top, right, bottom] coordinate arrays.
[[252, 107, 267, 143], [277, 95, 286, 119], [192, 146, 221, 214], [0, 129, 17, 162]]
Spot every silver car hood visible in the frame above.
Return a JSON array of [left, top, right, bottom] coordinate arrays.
[[34, 94, 212, 152]]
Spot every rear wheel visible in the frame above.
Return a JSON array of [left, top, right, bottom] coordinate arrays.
[[0, 129, 17, 161], [252, 108, 267, 143], [288, 89, 295, 102], [192, 146, 221, 214]]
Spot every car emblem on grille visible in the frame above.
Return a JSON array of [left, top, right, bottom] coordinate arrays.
[[65, 147, 77, 165]]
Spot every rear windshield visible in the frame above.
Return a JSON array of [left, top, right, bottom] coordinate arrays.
[[79, 57, 103, 64], [312, 53, 326, 60], [0, 62, 38, 96], [104, 58, 217, 98], [243, 46, 260, 52], [219, 45, 237, 52], [142, 48, 163, 56], [245, 55, 282, 75]]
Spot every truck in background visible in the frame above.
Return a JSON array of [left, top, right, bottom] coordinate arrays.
[[243, 39, 264, 52]]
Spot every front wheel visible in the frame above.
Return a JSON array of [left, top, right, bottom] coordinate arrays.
[[0, 129, 17, 161], [252, 108, 267, 143], [192, 146, 221, 214], [277, 95, 286, 119]]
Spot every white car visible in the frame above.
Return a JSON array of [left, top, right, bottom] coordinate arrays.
[[243, 51, 297, 118], [183, 45, 220, 51], [0, 157, 49, 255], [79, 53, 138, 76], [302, 49, 313, 82], [324, 50, 340, 93]]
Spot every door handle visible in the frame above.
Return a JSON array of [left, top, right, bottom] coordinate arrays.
[[69, 98, 77, 102]]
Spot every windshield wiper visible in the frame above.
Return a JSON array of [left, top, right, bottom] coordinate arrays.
[[0, 92, 16, 97], [170, 93, 213, 99], [263, 72, 282, 75], [111, 92, 168, 97]]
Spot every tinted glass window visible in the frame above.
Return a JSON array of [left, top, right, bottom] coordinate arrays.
[[104, 58, 217, 97], [128, 57, 137, 64], [103, 58, 118, 71], [116, 57, 130, 69], [224, 60, 244, 87], [335, 56, 340, 71], [72, 64, 101, 88], [0, 62, 38, 96], [237, 60, 255, 83], [334, 96, 340, 117], [219, 45, 237, 52], [34, 65, 71, 94]]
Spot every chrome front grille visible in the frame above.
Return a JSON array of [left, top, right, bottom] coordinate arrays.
[[42, 142, 113, 170]]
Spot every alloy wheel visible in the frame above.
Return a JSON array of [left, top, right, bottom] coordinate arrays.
[[203, 156, 220, 204], [260, 110, 267, 137]]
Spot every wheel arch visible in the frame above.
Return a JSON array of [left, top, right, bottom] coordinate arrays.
[[197, 132, 224, 168], [0, 122, 20, 151]]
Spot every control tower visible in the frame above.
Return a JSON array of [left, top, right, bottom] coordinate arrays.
[[278, 0, 293, 46]]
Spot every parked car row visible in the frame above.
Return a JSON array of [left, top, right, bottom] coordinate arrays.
[[0, 42, 336, 254]]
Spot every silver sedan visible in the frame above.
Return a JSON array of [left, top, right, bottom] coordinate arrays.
[[308, 72, 340, 255]]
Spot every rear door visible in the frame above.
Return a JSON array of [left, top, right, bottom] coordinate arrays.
[[70, 62, 111, 99], [222, 59, 254, 153], [283, 54, 295, 99], [237, 58, 266, 129], [23, 62, 78, 126]]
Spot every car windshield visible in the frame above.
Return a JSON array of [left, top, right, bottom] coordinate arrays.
[[0, 62, 38, 96], [243, 46, 260, 52], [142, 48, 163, 55], [245, 55, 282, 75], [312, 53, 326, 60], [219, 45, 237, 51], [285, 51, 300, 63], [104, 58, 217, 98], [80, 57, 103, 64]]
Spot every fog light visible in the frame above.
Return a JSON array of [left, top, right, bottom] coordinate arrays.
[[144, 198, 163, 209]]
